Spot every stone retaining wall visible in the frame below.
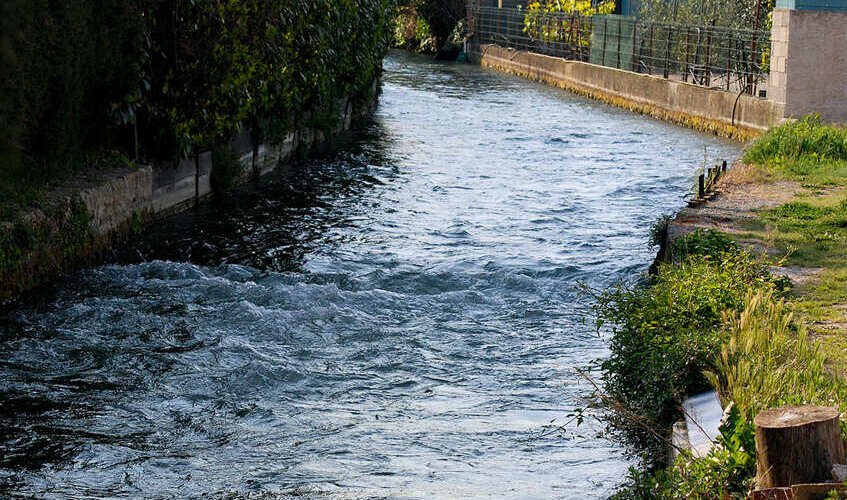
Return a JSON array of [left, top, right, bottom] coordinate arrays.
[[1, 84, 377, 300]]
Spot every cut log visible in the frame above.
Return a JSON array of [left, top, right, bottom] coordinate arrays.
[[755, 405, 845, 488], [748, 487, 793, 500], [791, 483, 847, 500]]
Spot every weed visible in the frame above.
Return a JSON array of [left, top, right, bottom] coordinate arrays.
[[648, 214, 672, 250], [671, 229, 739, 261]]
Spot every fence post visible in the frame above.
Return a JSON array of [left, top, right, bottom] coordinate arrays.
[[617, 17, 622, 69], [648, 24, 654, 75], [726, 40, 731, 91], [664, 26, 672, 79], [631, 21, 638, 72], [749, 0, 762, 95], [704, 22, 714, 87], [602, 17, 608, 66], [578, 16, 584, 61], [569, 10, 576, 58], [684, 30, 690, 82]]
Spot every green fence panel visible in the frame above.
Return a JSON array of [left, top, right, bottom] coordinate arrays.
[[589, 15, 637, 71]]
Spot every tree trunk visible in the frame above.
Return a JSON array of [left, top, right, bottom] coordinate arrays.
[[755, 405, 845, 488]]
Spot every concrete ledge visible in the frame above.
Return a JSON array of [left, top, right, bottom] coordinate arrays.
[[474, 44, 784, 140], [152, 157, 197, 214], [1, 82, 380, 299], [79, 166, 153, 234]]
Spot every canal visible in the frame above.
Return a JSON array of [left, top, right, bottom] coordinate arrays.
[[0, 51, 741, 498]]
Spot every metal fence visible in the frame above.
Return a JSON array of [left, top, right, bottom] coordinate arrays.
[[469, 5, 771, 96]]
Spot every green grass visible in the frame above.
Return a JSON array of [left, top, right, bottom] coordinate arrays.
[[743, 115, 847, 187], [734, 118, 847, 371]]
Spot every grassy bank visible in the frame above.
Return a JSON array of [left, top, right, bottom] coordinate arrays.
[[598, 116, 847, 498]]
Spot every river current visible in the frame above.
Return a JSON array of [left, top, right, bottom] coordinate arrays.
[[0, 52, 740, 498]]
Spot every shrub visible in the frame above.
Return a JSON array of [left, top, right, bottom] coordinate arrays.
[[648, 214, 672, 250], [612, 405, 756, 499], [596, 247, 777, 432], [0, 0, 394, 200], [671, 229, 739, 261], [211, 146, 246, 193], [392, 4, 438, 54], [638, 0, 774, 30]]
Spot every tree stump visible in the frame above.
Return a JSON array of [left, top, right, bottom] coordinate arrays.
[[755, 405, 845, 488]]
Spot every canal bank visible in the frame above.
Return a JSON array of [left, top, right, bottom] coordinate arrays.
[[0, 86, 379, 301], [602, 116, 847, 497], [0, 52, 743, 498], [468, 44, 783, 141]]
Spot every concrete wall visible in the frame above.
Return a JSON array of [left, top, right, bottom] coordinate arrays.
[[770, 8, 847, 122], [473, 44, 785, 139], [0, 86, 377, 300], [79, 166, 153, 234], [146, 94, 364, 218]]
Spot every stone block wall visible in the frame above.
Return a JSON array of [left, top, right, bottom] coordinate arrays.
[[769, 8, 847, 122]]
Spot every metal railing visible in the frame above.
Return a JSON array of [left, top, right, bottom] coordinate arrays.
[[469, 5, 771, 96]]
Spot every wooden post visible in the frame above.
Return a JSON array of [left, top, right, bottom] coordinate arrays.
[[754, 405, 846, 489], [722, 160, 727, 173], [698, 173, 705, 198]]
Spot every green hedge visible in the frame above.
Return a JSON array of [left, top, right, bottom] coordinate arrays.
[[0, 0, 393, 188], [1, 1, 148, 175]]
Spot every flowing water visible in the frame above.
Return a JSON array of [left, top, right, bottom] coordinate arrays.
[[0, 52, 741, 499]]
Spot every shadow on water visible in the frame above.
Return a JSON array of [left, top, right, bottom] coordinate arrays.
[[111, 117, 399, 274]]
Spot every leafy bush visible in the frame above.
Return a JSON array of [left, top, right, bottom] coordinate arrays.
[[0, 0, 150, 212], [614, 288, 847, 499], [211, 146, 246, 193], [0, 0, 393, 207], [596, 246, 778, 433], [671, 229, 739, 261], [648, 214, 672, 250], [612, 405, 756, 499], [392, 4, 438, 53], [638, 0, 774, 30], [412, 0, 466, 50], [144, 0, 393, 156], [523, 0, 615, 46]]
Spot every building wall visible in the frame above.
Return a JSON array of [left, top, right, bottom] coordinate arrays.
[[770, 8, 847, 122]]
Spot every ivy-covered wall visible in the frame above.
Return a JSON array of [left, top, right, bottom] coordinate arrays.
[[0, 0, 394, 180]]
